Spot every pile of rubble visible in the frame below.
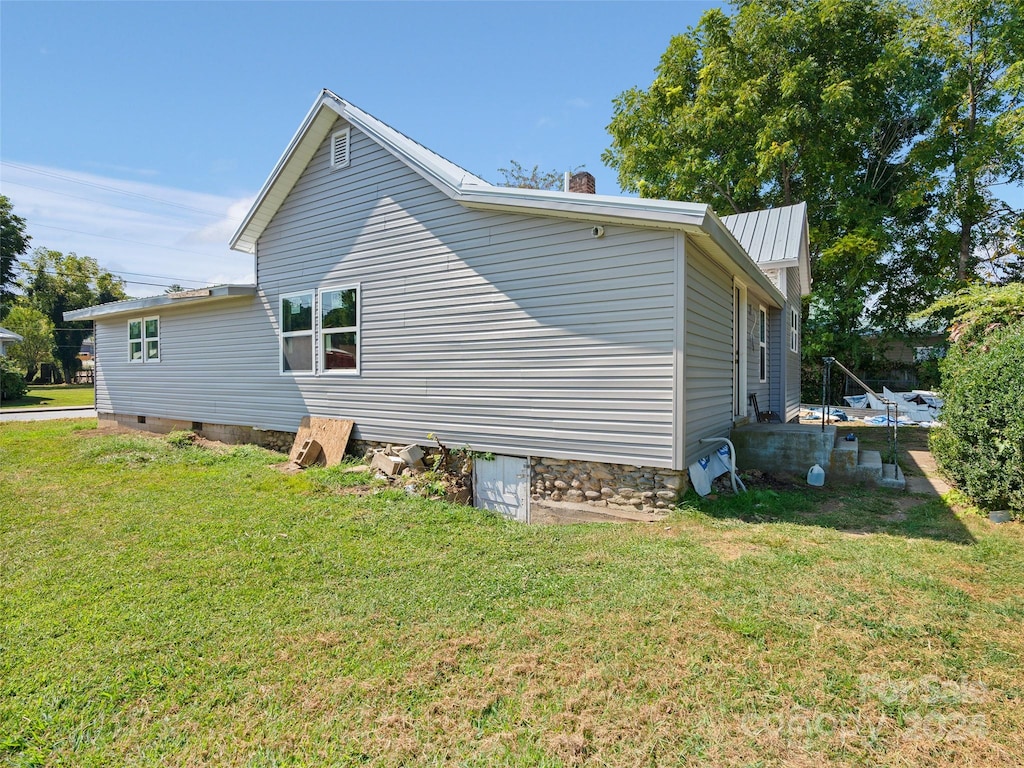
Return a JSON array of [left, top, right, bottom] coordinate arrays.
[[363, 442, 473, 505]]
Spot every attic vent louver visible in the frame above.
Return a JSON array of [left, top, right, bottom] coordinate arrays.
[[330, 127, 350, 169]]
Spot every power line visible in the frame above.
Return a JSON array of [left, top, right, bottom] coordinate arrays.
[[12, 263, 209, 286], [27, 221, 239, 260], [1, 160, 244, 220]]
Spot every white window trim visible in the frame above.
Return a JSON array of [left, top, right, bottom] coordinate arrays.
[[734, 279, 748, 418], [280, 291, 315, 375], [789, 308, 799, 353], [758, 305, 768, 383], [330, 127, 350, 169], [144, 316, 160, 363], [128, 316, 160, 363], [318, 284, 360, 376]]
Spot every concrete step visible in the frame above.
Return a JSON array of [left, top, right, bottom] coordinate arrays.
[[878, 462, 906, 490], [859, 449, 883, 470]]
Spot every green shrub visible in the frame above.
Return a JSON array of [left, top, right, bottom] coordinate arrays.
[[930, 320, 1024, 518], [1, 357, 28, 401]]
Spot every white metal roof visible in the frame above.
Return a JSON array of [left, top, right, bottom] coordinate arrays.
[[0, 326, 24, 343], [722, 202, 811, 295], [230, 90, 487, 254], [63, 285, 257, 321], [228, 91, 798, 305]]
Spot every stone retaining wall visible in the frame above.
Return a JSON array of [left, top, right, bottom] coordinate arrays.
[[531, 457, 689, 512]]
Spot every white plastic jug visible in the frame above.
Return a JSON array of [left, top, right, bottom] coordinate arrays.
[[807, 464, 825, 487]]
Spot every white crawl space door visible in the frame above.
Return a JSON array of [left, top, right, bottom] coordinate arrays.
[[473, 455, 530, 523]]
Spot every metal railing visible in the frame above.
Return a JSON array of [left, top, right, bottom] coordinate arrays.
[[822, 357, 899, 464]]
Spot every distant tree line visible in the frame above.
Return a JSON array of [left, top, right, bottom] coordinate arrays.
[[1, 195, 128, 385]]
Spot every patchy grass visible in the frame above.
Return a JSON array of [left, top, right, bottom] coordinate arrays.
[[0, 383, 95, 409], [2, 420, 1022, 767]]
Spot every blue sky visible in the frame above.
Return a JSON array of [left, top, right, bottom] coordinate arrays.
[[2, 1, 721, 296]]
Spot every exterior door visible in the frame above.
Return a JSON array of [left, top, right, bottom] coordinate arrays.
[[733, 281, 748, 418], [473, 455, 530, 523]]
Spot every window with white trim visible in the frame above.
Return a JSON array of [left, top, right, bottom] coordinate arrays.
[[758, 306, 768, 383], [330, 127, 350, 169], [319, 285, 359, 374], [789, 308, 799, 353], [128, 316, 159, 362], [280, 292, 314, 373]]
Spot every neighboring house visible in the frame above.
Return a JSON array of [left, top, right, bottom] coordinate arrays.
[[0, 326, 24, 358], [66, 90, 811, 518]]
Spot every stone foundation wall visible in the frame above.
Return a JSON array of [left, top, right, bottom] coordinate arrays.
[[98, 413, 295, 453], [531, 458, 689, 512]]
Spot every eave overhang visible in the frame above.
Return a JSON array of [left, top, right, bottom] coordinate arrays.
[[63, 285, 257, 321]]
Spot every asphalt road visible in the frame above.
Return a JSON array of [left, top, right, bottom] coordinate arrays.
[[0, 406, 97, 422]]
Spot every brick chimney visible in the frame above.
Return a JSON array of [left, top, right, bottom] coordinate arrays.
[[568, 171, 596, 194]]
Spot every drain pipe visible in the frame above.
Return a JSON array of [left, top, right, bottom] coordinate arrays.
[[699, 437, 748, 495]]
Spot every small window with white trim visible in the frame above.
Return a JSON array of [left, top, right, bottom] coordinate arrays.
[[280, 292, 314, 373], [758, 306, 768, 382], [128, 316, 159, 362], [330, 127, 350, 169], [789, 308, 799, 353], [320, 285, 359, 374]]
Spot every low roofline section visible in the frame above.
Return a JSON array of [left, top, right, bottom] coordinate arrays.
[[63, 285, 257, 321]]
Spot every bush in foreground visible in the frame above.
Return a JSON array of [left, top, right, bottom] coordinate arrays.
[[1, 357, 28, 401], [931, 320, 1024, 518]]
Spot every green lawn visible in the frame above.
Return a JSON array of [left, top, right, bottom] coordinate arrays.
[[0, 383, 95, 409], [1, 420, 1021, 767]]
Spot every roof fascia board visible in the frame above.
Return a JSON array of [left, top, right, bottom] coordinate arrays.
[[64, 285, 257, 321], [458, 187, 709, 230], [798, 216, 812, 295]]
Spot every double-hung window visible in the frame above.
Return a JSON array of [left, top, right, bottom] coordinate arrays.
[[280, 292, 314, 373], [320, 286, 359, 373], [279, 286, 360, 374], [129, 317, 159, 362], [789, 308, 799, 353]]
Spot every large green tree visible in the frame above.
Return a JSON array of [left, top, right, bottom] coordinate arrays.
[[1, 195, 32, 321], [2, 305, 56, 383], [907, 0, 1023, 284], [604, 0, 938, 374], [19, 248, 127, 383]]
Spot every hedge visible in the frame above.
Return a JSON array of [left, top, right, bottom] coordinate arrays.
[[930, 320, 1024, 518]]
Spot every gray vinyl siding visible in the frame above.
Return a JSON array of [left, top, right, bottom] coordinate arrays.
[[92, 296, 275, 423], [91, 120, 679, 467], [785, 266, 803, 420], [683, 245, 735, 464], [769, 306, 783, 413]]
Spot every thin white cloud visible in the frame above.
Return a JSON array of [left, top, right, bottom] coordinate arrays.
[[567, 97, 590, 109], [1, 161, 253, 298], [83, 161, 161, 178]]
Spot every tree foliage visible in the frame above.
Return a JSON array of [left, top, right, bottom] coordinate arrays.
[[604, 0, 1023, 372], [497, 161, 583, 191], [0, 356, 28, 401], [1, 195, 32, 321], [2, 305, 56, 382], [904, 0, 1024, 284], [920, 282, 1024, 516], [19, 249, 128, 383]]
